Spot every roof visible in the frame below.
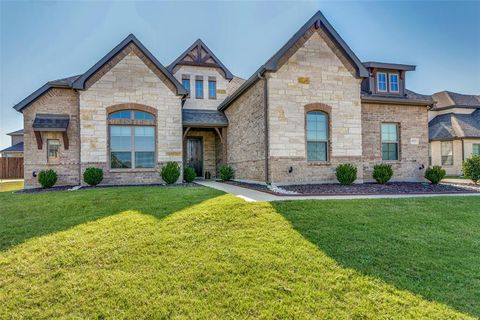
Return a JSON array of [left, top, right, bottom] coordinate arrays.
[[361, 89, 433, 106], [7, 129, 24, 136], [218, 10, 369, 111], [167, 39, 234, 80], [32, 114, 70, 131], [0, 142, 23, 153], [431, 91, 480, 110], [362, 62, 416, 71], [72, 34, 186, 95], [182, 109, 228, 127], [429, 110, 480, 140]]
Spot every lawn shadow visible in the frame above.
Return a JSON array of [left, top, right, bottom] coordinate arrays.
[[271, 197, 480, 318], [0, 185, 223, 252]]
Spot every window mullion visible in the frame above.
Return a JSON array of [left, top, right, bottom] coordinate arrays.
[[131, 126, 135, 169]]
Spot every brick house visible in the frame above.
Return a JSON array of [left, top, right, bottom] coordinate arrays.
[[13, 11, 433, 188]]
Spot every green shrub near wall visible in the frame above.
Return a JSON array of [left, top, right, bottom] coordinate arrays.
[[462, 155, 480, 184], [372, 164, 393, 184], [161, 162, 181, 184], [184, 166, 196, 183], [38, 169, 58, 188], [83, 167, 103, 186], [219, 165, 235, 181], [335, 164, 357, 185], [425, 166, 446, 184]]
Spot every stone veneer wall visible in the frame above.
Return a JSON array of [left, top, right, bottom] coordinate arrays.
[[23, 88, 80, 188], [184, 129, 217, 178], [224, 80, 266, 182], [362, 103, 429, 182], [267, 29, 363, 185], [79, 49, 183, 185]]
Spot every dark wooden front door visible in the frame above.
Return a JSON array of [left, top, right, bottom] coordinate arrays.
[[186, 138, 203, 177]]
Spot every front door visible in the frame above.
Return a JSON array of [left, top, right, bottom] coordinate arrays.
[[186, 138, 203, 177]]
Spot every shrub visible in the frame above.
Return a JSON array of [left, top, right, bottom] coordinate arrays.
[[38, 169, 57, 188], [160, 161, 180, 184], [219, 165, 235, 181], [184, 166, 196, 183], [83, 167, 103, 186], [372, 163, 393, 184], [335, 163, 357, 185], [425, 165, 446, 184], [462, 155, 480, 184]]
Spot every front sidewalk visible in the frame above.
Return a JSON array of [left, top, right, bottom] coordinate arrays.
[[196, 180, 480, 202]]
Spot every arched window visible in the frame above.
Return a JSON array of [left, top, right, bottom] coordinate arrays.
[[108, 109, 156, 169], [306, 111, 329, 162]]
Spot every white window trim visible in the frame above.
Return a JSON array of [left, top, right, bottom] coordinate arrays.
[[377, 72, 387, 93], [389, 73, 400, 93], [441, 141, 454, 166]]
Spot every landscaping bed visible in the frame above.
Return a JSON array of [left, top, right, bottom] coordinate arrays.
[[224, 180, 480, 195]]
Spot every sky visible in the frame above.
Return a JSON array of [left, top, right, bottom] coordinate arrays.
[[1, 1, 479, 150]]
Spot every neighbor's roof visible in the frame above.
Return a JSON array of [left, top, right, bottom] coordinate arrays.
[[0, 142, 23, 153], [361, 89, 433, 106], [429, 109, 480, 140], [362, 61, 416, 71], [167, 39, 234, 80], [182, 109, 228, 127], [32, 114, 70, 131], [7, 129, 24, 136], [431, 91, 480, 110], [14, 34, 187, 113], [218, 10, 369, 111]]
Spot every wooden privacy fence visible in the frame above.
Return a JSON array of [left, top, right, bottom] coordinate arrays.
[[0, 157, 24, 179]]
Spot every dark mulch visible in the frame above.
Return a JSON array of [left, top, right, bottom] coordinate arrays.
[[16, 182, 200, 194], [223, 180, 479, 196]]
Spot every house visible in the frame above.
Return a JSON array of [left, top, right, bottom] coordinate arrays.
[[428, 91, 480, 175], [13, 11, 433, 188], [0, 129, 24, 157]]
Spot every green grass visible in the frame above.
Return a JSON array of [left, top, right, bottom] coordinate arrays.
[[0, 187, 478, 319], [0, 180, 23, 192]]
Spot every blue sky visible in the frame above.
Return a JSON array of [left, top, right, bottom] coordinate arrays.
[[1, 1, 479, 149]]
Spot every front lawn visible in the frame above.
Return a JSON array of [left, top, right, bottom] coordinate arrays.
[[0, 180, 23, 192], [0, 186, 478, 319]]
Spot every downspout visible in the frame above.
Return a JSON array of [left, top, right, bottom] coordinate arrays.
[[76, 89, 81, 186], [258, 71, 270, 185]]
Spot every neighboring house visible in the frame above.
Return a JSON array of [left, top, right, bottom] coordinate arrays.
[[428, 91, 480, 175], [0, 129, 24, 157], [13, 11, 433, 188]]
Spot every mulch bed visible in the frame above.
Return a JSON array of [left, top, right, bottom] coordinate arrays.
[[16, 182, 200, 194], [224, 180, 480, 196]]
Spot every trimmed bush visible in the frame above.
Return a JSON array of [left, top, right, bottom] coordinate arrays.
[[184, 166, 196, 183], [83, 167, 103, 186], [462, 155, 480, 184], [219, 165, 235, 181], [372, 163, 393, 184], [38, 169, 58, 188], [161, 162, 180, 184], [425, 166, 446, 184], [335, 163, 357, 185]]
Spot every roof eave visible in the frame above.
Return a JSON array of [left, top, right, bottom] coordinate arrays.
[[361, 96, 433, 106]]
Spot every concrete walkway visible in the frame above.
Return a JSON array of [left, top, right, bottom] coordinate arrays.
[[196, 180, 480, 202]]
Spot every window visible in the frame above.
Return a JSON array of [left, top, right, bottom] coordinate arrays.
[[109, 109, 155, 169], [428, 143, 432, 166], [195, 78, 203, 99], [389, 73, 399, 92], [208, 79, 216, 99], [306, 111, 328, 161], [472, 144, 480, 156], [182, 76, 190, 96], [381, 123, 399, 161], [377, 72, 387, 92], [441, 141, 453, 165], [47, 139, 60, 161]]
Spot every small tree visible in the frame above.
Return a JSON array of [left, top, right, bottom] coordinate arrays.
[[462, 155, 480, 184], [83, 167, 103, 186], [425, 166, 446, 184], [372, 164, 393, 184], [335, 163, 357, 185], [184, 166, 196, 183], [161, 162, 180, 184], [38, 169, 58, 188]]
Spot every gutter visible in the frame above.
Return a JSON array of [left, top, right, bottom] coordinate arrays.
[[361, 96, 433, 106]]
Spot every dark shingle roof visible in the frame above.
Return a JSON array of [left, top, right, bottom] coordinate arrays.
[[182, 109, 228, 127], [7, 129, 24, 136], [33, 114, 70, 130], [447, 91, 480, 106], [362, 62, 415, 71], [48, 75, 81, 87], [429, 110, 480, 140], [361, 89, 433, 105], [0, 142, 23, 153], [431, 91, 480, 110]]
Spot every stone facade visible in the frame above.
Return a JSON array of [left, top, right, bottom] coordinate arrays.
[[23, 88, 80, 187], [184, 129, 217, 178], [224, 80, 266, 182], [362, 103, 429, 182], [266, 29, 363, 184]]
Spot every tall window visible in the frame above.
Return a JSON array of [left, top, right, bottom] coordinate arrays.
[[473, 144, 480, 156], [377, 72, 387, 92], [109, 110, 155, 169], [381, 123, 399, 161], [195, 77, 203, 99], [208, 79, 217, 99], [47, 139, 60, 161], [441, 141, 453, 165], [182, 76, 190, 96], [306, 111, 328, 161], [389, 73, 399, 92]]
